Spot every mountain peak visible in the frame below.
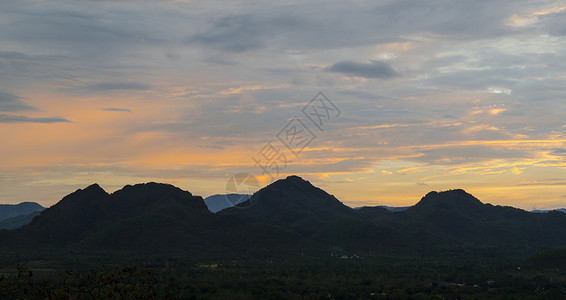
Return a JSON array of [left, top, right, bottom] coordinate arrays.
[[413, 189, 483, 211], [284, 175, 307, 181], [269, 175, 314, 189], [225, 174, 353, 218], [61, 183, 109, 202], [20, 182, 210, 245], [110, 182, 206, 212], [84, 183, 106, 193], [117, 182, 191, 195]]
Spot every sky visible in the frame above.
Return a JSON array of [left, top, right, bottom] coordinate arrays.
[[1, 0, 566, 210]]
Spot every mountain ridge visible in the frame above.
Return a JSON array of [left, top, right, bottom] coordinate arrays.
[[204, 193, 251, 213], [16, 182, 212, 248], [0, 202, 45, 222], [3, 176, 566, 259]]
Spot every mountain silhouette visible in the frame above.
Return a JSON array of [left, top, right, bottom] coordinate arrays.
[[0, 202, 44, 222], [0, 211, 42, 230], [223, 176, 355, 226], [392, 189, 566, 254], [21, 184, 112, 243], [0, 202, 45, 230], [220, 176, 403, 251], [204, 193, 250, 213], [411, 189, 483, 212], [532, 208, 566, 214], [16, 183, 212, 251], [2, 176, 566, 258]]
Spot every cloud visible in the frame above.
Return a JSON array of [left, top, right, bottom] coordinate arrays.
[[219, 85, 264, 95], [187, 4, 405, 53], [0, 1, 169, 58], [86, 82, 152, 91], [198, 145, 225, 150], [487, 87, 512, 95], [0, 92, 69, 124], [0, 114, 70, 123], [2, 0, 566, 209], [102, 108, 132, 112], [0, 92, 36, 112], [190, 14, 268, 52], [551, 149, 566, 156], [326, 60, 399, 79], [519, 180, 566, 186], [336, 90, 390, 100]]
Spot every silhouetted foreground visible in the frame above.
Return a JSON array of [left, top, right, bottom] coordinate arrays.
[[2, 175, 566, 298], [2, 255, 566, 299]]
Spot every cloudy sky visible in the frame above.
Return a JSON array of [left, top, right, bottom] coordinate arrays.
[[1, 0, 566, 209]]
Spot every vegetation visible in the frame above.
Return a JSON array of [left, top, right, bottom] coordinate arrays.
[[2, 176, 566, 297], [1, 254, 566, 299]]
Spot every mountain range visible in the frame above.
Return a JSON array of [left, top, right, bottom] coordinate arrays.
[[2, 175, 566, 259], [203, 193, 250, 213], [0, 202, 44, 230], [532, 208, 566, 214]]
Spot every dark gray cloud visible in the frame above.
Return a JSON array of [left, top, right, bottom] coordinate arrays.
[[327, 60, 399, 79], [374, 0, 515, 38], [188, 5, 401, 53], [191, 14, 269, 52], [552, 149, 566, 157], [101, 108, 132, 112], [0, 1, 168, 57], [0, 92, 36, 112], [336, 90, 390, 100], [0, 51, 80, 90], [536, 11, 566, 36], [186, 0, 524, 55], [0, 114, 70, 123], [86, 82, 152, 91]]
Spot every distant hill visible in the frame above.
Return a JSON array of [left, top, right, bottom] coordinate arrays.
[[204, 194, 250, 213], [3, 176, 566, 259], [0, 202, 44, 221], [532, 208, 566, 214], [0, 211, 42, 230], [355, 205, 409, 212], [0, 202, 44, 230]]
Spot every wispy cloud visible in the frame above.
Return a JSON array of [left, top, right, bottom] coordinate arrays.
[[0, 114, 70, 123], [326, 60, 399, 79], [85, 82, 152, 91], [0, 92, 37, 112], [102, 108, 132, 112]]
